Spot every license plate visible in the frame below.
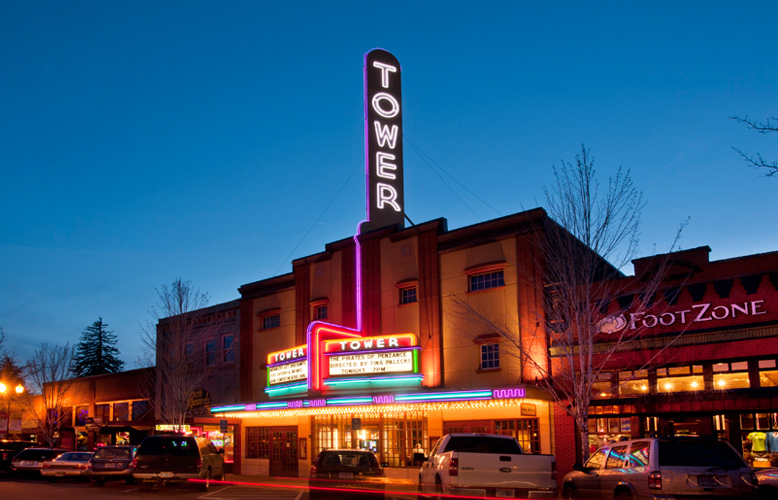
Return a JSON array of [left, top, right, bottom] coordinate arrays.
[[338, 472, 354, 479], [107, 463, 120, 469], [697, 475, 717, 487], [496, 489, 515, 498], [21, 461, 36, 466], [160, 472, 174, 478]]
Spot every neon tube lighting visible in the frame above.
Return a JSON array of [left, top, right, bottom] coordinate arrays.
[[394, 390, 492, 402], [323, 375, 424, 385]]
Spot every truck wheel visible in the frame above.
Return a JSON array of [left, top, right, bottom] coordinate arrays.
[[615, 491, 633, 500], [434, 476, 444, 500], [562, 485, 576, 499], [197, 469, 211, 492]]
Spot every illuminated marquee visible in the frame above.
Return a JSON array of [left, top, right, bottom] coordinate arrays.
[[267, 345, 308, 387], [364, 48, 404, 231], [328, 351, 415, 376]]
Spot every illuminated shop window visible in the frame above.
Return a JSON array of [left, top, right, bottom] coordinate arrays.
[[495, 419, 540, 454], [713, 361, 750, 389], [262, 314, 281, 330], [399, 286, 417, 305], [591, 373, 613, 399], [75, 405, 89, 426], [205, 338, 218, 366], [758, 359, 778, 387], [469, 270, 505, 292], [222, 334, 235, 363], [657, 365, 703, 393], [480, 343, 500, 370], [618, 370, 649, 396]]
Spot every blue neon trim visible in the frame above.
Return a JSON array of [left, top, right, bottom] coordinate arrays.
[[326, 397, 373, 405], [265, 382, 308, 394], [395, 390, 492, 402], [323, 375, 423, 385], [210, 404, 245, 413]]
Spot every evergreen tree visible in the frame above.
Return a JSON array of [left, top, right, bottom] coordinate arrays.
[[71, 318, 125, 377]]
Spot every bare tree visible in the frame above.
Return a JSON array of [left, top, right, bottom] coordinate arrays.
[[454, 145, 684, 462], [22, 343, 75, 447], [731, 115, 778, 177], [140, 278, 223, 431]]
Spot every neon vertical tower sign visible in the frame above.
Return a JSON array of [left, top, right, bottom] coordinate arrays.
[[364, 48, 404, 232]]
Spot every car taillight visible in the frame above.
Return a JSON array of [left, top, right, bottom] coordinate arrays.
[[131, 458, 137, 468], [78, 463, 87, 469], [448, 457, 458, 476], [43, 463, 51, 469], [648, 471, 662, 489]]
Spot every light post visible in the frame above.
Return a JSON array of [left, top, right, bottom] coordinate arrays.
[[0, 382, 25, 437]]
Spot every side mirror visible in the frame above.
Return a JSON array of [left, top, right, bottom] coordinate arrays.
[[573, 462, 585, 472]]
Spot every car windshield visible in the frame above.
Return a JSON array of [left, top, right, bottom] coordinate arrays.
[[15, 449, 62, 461], [443, 436, 523, 454], [318, 452, 378, 471], [58, 452, 92, 462], [658, 439, 747, 468], [137, 438, 198, 456], [94, 447, 131, 459]]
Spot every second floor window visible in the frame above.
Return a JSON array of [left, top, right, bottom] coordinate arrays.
[[469, 270, 505, 292], [481, 343, 500, 370], [223, 334, 235, 363], [314, 305, 328, 320], [262, 314, 281, 330], [399, 286, 417, 305], [205, 338, 218, 365]]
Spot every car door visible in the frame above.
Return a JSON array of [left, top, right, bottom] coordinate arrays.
[[599, 444, 629, 497], [573, 448, 608, 498], [419, 437, 443, 495]]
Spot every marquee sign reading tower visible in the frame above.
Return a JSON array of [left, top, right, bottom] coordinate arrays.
[[364, 49, 404, 231]]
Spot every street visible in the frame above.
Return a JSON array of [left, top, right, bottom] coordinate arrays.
[[0, 476, 419, 500]]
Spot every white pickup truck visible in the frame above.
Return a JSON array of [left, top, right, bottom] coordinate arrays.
[[418, 433, 557, 499]]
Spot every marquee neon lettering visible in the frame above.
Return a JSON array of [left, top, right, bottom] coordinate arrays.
[[376, 152, 397, 179], [372, 61, 397, 87], [374, 122, 399, 149]]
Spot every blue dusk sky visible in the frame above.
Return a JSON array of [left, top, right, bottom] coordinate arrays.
[[1, 1, 776, 367]]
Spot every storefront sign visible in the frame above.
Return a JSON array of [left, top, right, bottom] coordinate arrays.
[[324, 333, 417, 353], [598, 299, 769, 335], [364, 48, 404, 230], [268, 345, 307, 365], [328, 350, 414, 376]]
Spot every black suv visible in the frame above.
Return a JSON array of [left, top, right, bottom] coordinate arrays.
[[132, 434, 225, 492], [0, 440, 35, 475]]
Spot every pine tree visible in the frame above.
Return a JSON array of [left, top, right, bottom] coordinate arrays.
[[71, 318, 125, 377]]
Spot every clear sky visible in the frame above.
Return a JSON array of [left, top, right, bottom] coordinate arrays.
[[1, 1, 776, 367]]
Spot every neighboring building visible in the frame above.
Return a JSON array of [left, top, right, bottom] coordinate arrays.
[[155, 298, 241, 466], [581, 246, 778, 470], [33, 368, 155, 450]]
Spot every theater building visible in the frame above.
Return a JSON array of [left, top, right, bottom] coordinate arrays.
[[212, 209, 587, 478]]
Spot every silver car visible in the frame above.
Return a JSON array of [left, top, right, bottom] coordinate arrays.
[[562, 436, 759, 499]]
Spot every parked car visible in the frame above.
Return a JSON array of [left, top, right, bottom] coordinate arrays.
[[132, 434, 225, 492], [87, 445, 136, 486], [0, 440, 35, 475], [308, 449, 386, 500], [561, 436, 759, 499], [756, 468, 778, 499], [41, 451, 93, 481], [10, 448, 67, 477], [418, 433, 557, 499]]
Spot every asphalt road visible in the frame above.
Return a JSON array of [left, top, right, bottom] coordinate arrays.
[[0, 476, 418, 500]]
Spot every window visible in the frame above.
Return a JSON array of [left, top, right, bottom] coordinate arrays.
[[75, 405, 89, 426], [657, 365, 704, 393], [618, 370, 649, 396], [628, 441, 650, 467], [222, 334, 235, 363], [399, 286, 417, 305], [480, 343, 500, 370], [758, 359, 778, 387], [585, 449, 608, 469], [606, 445, 628, 469], [113, 402, 129, 422], [591, 373, 613, 399], [262, 314, 281, 330], [205, 338, 218, 365], [469, 270, 505, 292], [495, 419, 540, 454], [95, 403, 110, 424], [246, 427, 269, 459], [314, 305, 328, 320], [713, 361, 750, 389], [132, 400, 151, 421]]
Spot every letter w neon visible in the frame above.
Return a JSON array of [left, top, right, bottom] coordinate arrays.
[[374, 121, 399, 149]]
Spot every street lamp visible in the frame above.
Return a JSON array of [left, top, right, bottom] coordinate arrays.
[[0, 382, 25, 437]]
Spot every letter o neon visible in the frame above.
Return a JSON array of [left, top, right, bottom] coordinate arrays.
[[372, 92, 399, 118]]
